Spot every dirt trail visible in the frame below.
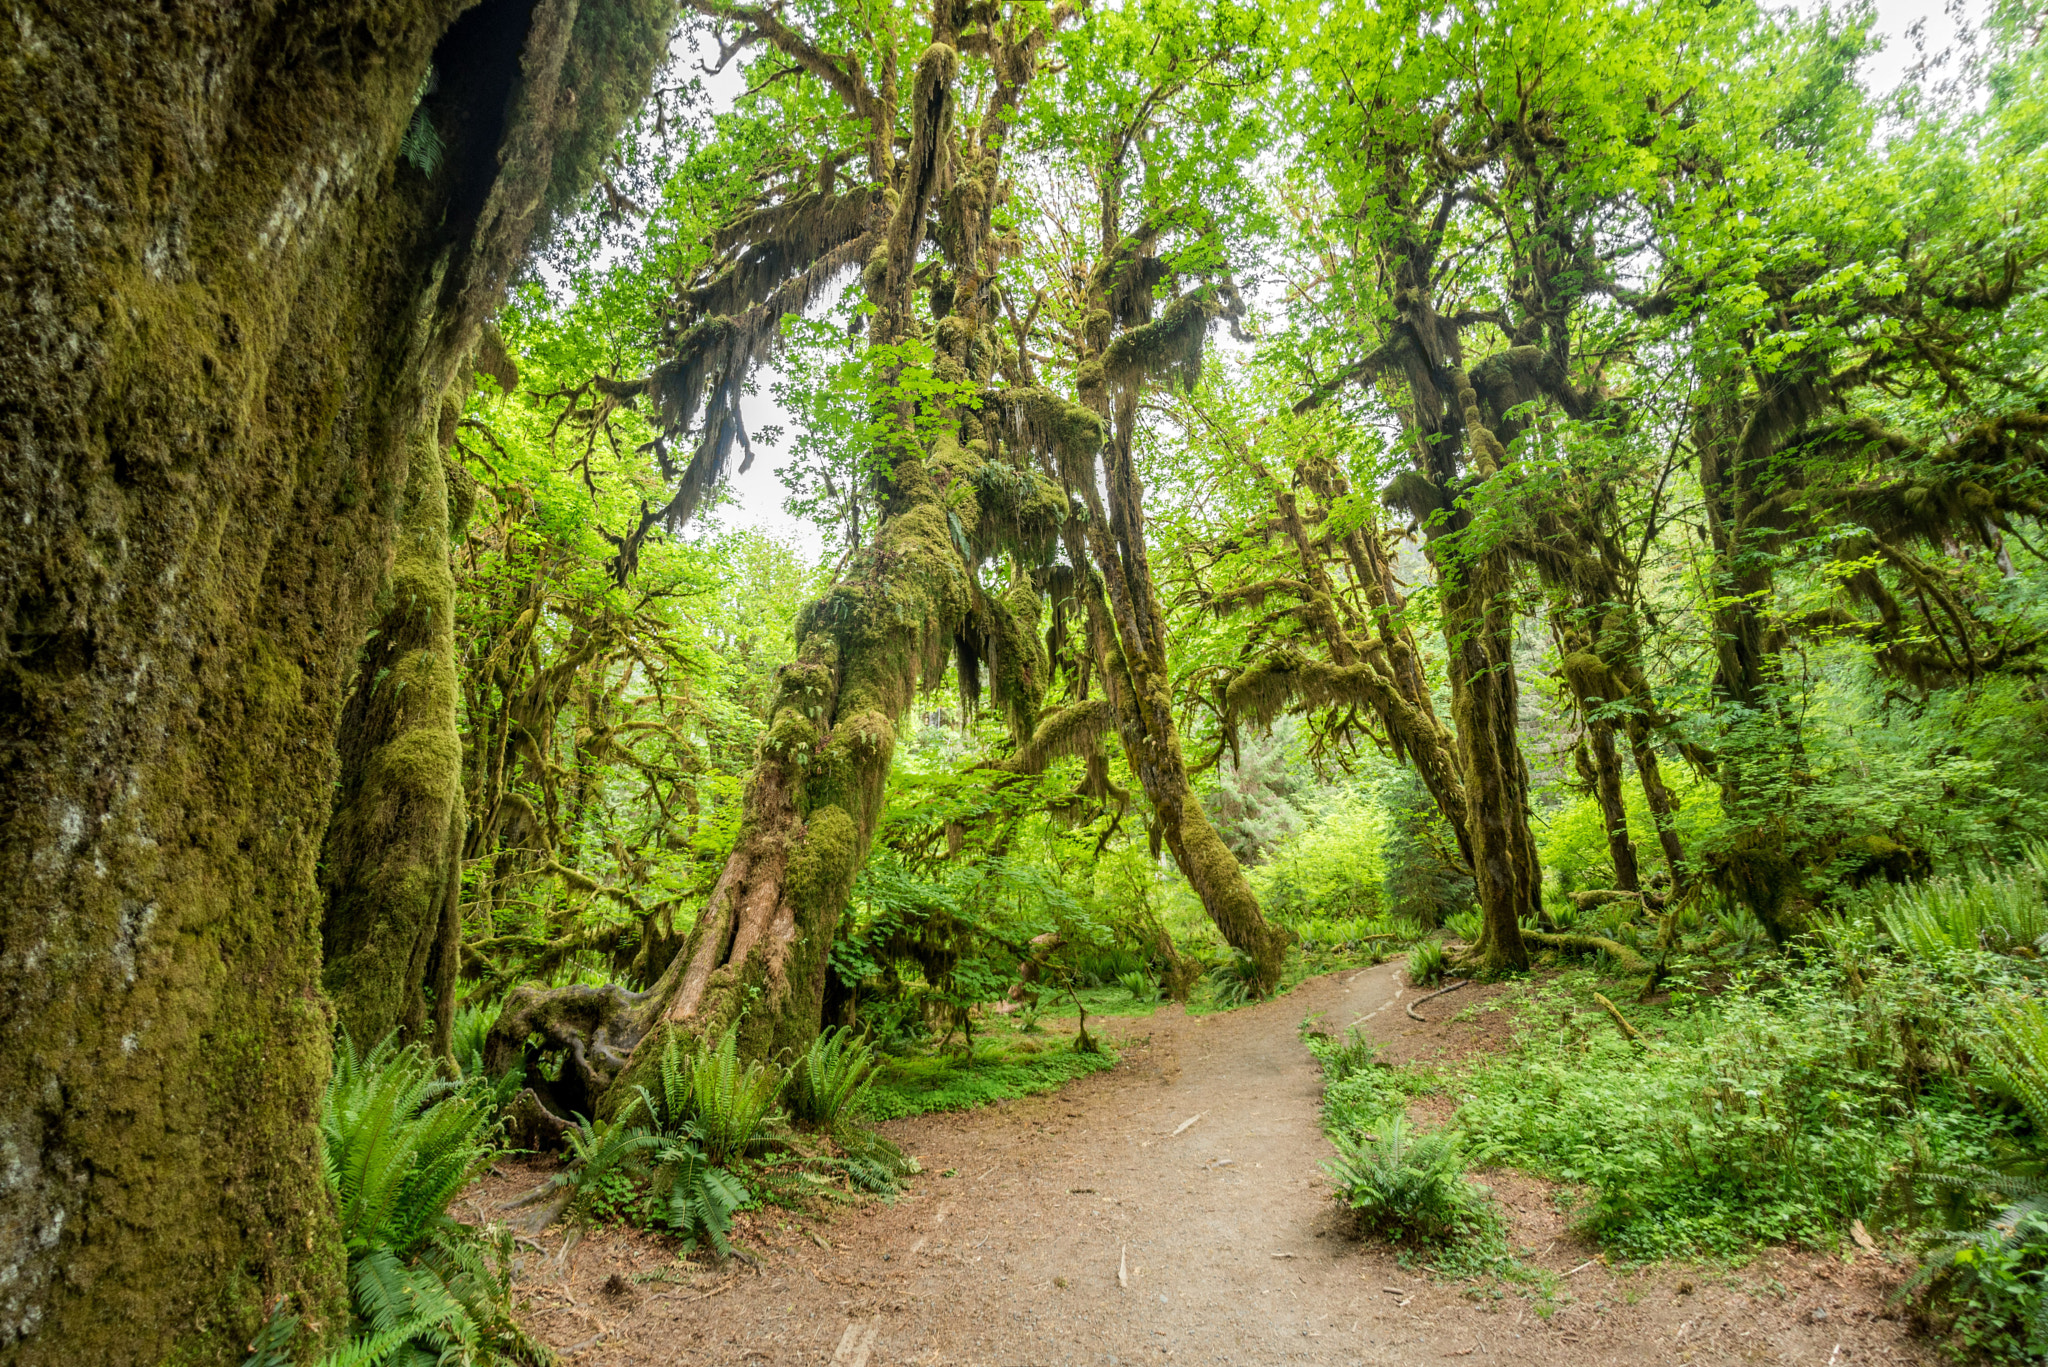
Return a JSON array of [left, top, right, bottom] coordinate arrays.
[[487, 965, 1935, 1366]]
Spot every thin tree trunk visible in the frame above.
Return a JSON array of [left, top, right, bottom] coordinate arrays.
[[1626, 721, 1687, 882], [1586, 721, 1641, 892]]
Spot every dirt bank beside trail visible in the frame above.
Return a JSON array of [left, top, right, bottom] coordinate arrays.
[[475, 964, 1935, 1366]]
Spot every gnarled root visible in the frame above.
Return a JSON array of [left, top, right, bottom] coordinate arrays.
[[483, 982, 652, 1131], [502, 1087, 576, 1153]]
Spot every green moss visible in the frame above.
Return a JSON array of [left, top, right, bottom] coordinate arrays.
[[859, 1039, 1119, 1120]]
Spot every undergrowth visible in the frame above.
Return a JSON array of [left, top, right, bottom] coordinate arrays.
[[1300, 1018, 1505, 1272], [859, 1036, 1118, 1120], [1452, 946, 2038, 1271]]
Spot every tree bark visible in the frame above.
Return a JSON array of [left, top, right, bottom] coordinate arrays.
[[1585, 722, 1641, 893], [320, 419, 467, 1047], [1626, 721, 1687, 882], [1434, 372, 1538, 973], [0, 1, 671, 1359]]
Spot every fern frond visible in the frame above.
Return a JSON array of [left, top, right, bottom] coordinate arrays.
[[787, 1028, 877, 1128], [1988, 997, 2048, 1135]]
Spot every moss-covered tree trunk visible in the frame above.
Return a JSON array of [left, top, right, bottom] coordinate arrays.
[[484, 1, 1084, 1102], [1423, 372, 1539, 974], [1627, 722, 1687, 881], [320, 410, 470, 1048], [1584, 721, 1641, 893], [0, 2, 671, 1359]]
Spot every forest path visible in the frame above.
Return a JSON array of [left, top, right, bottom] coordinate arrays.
[[492, 964, 1934, 1366]]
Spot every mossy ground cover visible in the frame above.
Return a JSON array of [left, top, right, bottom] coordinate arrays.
[[859, 1035, 1120, 1120], [1314, 956, 2027, 1270]]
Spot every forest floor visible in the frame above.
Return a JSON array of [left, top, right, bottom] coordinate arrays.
[[473, 964, 1937, 1366]]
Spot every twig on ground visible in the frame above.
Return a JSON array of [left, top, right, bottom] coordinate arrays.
[[1405, 979, 1471, 1021]]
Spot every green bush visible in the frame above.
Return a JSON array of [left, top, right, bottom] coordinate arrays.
[[859, 1039, 1118, 1120], [1456, 963, 2017, 1258], [1207, 949, 1262, 1007], [1870, 847, 2048, 961], [649, 1137, 750, 1258], [1323, 1115, 1493, 1243], [1253, 793, 1389, 921], [319, 1035, 547, 1367], [1118, 969, 1160, 1002], [785, 1026, 879, 1129], [1302, 1021, 1379, 1084], [1907, 1170, 2048, 1360], [1407, 938, 1447, 987], [1304, 1022, 1436, 1132], [687, 1027, 785, 1165]]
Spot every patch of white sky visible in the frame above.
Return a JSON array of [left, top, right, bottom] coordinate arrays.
[[641, 0, 1984, 554]]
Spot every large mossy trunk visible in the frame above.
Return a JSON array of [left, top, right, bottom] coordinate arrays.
[[1438, 564, 1540, 974], [1438, 375, 1540, 974], [320, 414, 470, 1049], [0, 2, 671, 1360]]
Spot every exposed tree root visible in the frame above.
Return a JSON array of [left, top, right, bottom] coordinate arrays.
[[1405, 979, 1471, 1021], [1521, 929, 1654, 974], [483, 982, 651, 1127]]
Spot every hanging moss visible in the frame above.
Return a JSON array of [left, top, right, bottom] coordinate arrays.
[[1102, 292, 1216, 394]]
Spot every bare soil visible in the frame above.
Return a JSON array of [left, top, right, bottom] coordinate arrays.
[[475, 964, 1937, 1366]]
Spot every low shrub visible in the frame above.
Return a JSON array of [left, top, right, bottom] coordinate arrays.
[[1324, 1115, 1494, 1244], [1456, 963, 2021, 1258], [786, 1026, 878, 1129], [1206, 950, 1262, 1007], [1118, 969, 1161, 1002], [860, 1039, 1117, 1120], [320, 1035, 547, 1366], [1407, 938, 1447, 987]]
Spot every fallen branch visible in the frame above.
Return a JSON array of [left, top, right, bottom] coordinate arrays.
[[1592, 992, 1645, 1044], [1405, 979, 1471, 1022], [1522, 929, 1653, 974]]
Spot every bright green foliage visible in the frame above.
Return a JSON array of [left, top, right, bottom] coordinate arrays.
[[859, 1040, 1119, 1121], [682, 1028, 786, 1167], [785, 1027, 880, 1129], [1988, 997, 2048, 1137], [1251, 791, 1389, 923], [648, 1139, 750, 1258], [1905, 1168, 2048, 1362], [318, 1037, 545, 1367], [1456, 960, 2025, 1258], [1323, 1117, 1493, 1246], [1869, 847, 2048, 961], [1406, 940, 1448, 988], [1303, 1023, 1438, 1131], [1117, 970, 1161, 1003], [623, 1027, 783, 1163], [828, 1125, 920, 1194], [1302, 1020, 1484, 1246], [535, 1117, 662, 1252], [1206, 951, 1262, 1008]]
